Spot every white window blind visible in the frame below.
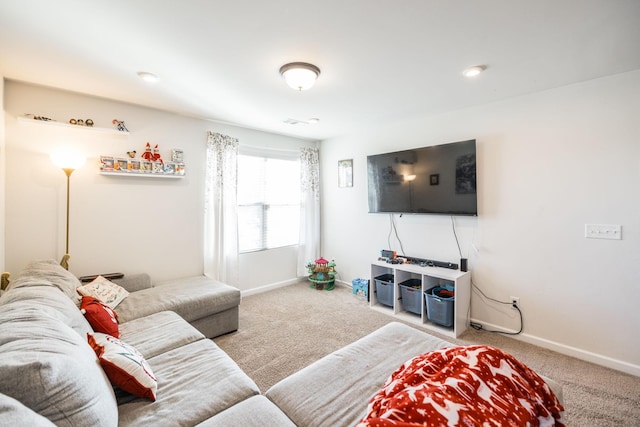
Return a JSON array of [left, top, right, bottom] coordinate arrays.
[[237, 151, 300, 253]]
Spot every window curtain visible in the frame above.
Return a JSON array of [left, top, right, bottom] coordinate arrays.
[[204, 131, 239, 285], [297, 147, 321, 277]]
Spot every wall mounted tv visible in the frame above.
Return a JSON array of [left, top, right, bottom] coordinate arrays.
[[367, 139, 477, 216]]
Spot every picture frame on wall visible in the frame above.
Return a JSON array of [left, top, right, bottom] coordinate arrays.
[[338, 159, 353, 188], [100, 156, 114, 171]]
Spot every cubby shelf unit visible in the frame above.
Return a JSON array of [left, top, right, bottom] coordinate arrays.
[[370, 260, 471, 338]]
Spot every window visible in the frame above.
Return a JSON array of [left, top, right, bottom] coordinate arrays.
[[237, 152, 300, 252]]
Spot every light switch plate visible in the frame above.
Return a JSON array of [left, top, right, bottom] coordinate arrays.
[[585, 224, 622, 240]]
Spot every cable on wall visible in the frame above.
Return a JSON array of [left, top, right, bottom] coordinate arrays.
[[470, 280, 524, 335], [387, 214, 407, 256], [450, 216, 463, 258]]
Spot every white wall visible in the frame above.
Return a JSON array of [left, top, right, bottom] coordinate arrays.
[[0, 77, 5, 274], [320, 70, 640, 375], [4, 81, 314, 290]]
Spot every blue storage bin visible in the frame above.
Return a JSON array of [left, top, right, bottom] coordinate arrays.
[[352, 278, 369, 299]]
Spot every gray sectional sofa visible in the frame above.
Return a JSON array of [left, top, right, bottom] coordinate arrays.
[[0, 260, 563, 426]]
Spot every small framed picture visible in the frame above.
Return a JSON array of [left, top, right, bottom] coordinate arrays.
[[430, 174, 439, 186], [338, 159, 353, 188], [152, 162, 164, 174], [164, 162, 176, 174], [115, 158, 128, 172], [142, 161, 153, 173], [129, 159, 141, 172], [175, 162, 185, 176], [171, 149, 184, 162], [100, 156, 114, 171]]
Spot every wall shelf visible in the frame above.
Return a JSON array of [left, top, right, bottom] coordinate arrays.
[[18, 116, 130, 135], [99, 172, 184, 179], [370, 260, 470, 338]]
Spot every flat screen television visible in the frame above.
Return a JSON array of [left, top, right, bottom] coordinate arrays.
[[367, 139, 477, 215]]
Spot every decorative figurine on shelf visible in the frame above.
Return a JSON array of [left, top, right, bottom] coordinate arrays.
[[152, 144, 163, 163], [307, 257, 337, 291], [112, 119, 129, 132], [126, 150, 137, 158], [141, 142, 154, 161]]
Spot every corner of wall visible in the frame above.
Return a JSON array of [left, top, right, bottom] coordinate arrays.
[[0, 76, 5, 273]]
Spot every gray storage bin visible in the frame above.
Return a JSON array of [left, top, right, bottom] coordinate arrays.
[[374, 274, 394, 307], [399, 278, 422, 315], [425, 286, 454, 327]]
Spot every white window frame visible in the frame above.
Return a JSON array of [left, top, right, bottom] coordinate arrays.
[[237, 146, 300, 253]]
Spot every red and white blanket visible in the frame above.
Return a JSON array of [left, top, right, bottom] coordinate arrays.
[[357, 345, 564, 427]]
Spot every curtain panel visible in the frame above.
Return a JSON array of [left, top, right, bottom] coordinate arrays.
[[297, 147, 321, 277], [204, 131, 239, 285]]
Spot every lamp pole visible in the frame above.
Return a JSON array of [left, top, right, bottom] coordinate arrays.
[[50, 150, 85, 271]]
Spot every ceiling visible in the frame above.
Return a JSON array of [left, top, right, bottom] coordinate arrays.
[[2, 1, 640, 141]]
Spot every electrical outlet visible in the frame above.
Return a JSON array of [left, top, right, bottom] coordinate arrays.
[[510, 296, 519, 308]]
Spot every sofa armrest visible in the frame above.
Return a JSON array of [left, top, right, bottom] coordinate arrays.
[[113, 273, 152, 293]]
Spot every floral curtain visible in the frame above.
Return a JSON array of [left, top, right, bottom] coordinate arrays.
[[297, 147, 321, 277], [204, 131, 239, 285]]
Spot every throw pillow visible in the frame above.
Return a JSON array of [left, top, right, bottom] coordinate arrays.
[[77, 276, 129, 309], [80, 296, 119, 337], [87, 332, 157, 401]]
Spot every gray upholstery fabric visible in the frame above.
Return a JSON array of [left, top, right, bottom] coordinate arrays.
[[196, 395, 296, 427], [119, 310, 204, 359], [0, 285, 92, 337], [0, 393, 56, 426], [117, 339, 260, 426], [0, 305, 118, 426], [190, 305, 239, 338], [266, 322, 454, 427], [116, 276, 240, 325], [10, 259, 81, 303], [113, 273, 152, 293]]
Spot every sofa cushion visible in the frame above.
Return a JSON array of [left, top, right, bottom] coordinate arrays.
[[119, 311, 204, 359], [0, 305, 118, 426], [10, 259, 81, 303], [196, 395, 296, 426], [116, 276, 240, 324], [0, 285, 92, 338], [0, 393, 56, 426], [77, 276, 129, 309], [81, 296, 120, 337], [88, 332, 157, 401], [265, 322, 454, 427], [118, 339, 260, 426]]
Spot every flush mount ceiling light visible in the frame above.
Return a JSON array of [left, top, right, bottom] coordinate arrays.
[[137, 71, 159, 83], [279, 62, 321, 91], [462, 65, 486, 78]]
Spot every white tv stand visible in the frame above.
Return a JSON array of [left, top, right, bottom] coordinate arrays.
[[370, 260, 470, 338]]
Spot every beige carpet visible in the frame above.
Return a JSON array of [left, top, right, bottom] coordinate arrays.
[[214, 281, 640, 426]]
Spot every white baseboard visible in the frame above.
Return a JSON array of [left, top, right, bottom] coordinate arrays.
[[241, 278, 301, 297], [470, 318, 640, 377], [242, 278, 351, 298]]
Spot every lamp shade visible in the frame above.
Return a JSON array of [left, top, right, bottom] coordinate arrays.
[[50, 150, 85, 170], [279, 62, 321, 91]]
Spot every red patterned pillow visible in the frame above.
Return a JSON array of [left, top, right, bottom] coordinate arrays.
[[87, 332, 157, 401], [80, 296, 119, 337]]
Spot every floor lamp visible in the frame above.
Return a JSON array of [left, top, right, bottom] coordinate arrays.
[[50, 151, 85, 270]]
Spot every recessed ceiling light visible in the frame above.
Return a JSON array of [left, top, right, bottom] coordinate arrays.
[[462, 65, 486, 78], [137, 71, 159, 83]]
